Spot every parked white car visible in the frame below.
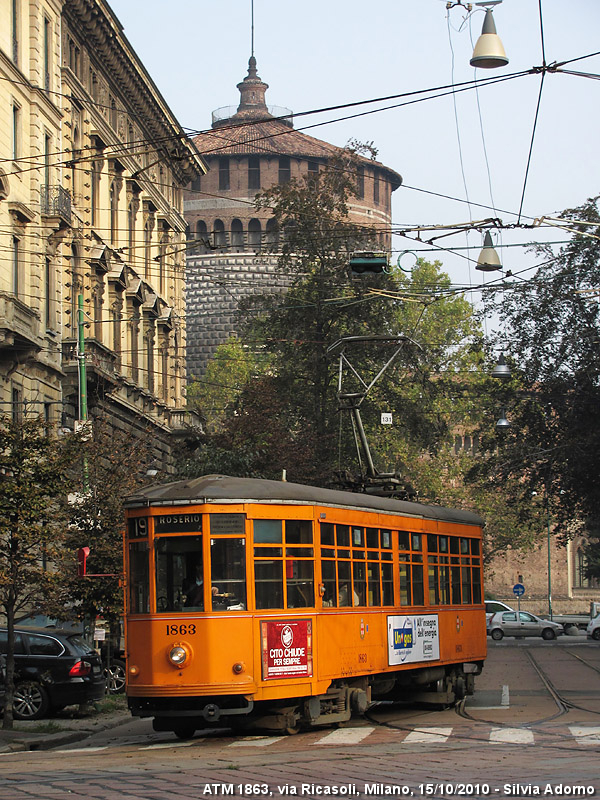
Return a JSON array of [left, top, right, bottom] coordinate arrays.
[[485, 600, 514, 628], [586, 614, 600, 641]]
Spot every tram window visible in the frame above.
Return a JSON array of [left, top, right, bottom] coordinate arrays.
[[286, 559, 314, 608], [286, 520, 312, 544], [451, 566, 461, 603], [255, 560, 283, 609], [254, 546, 282, 558], [461, 566, 472, 604], [428, 565, 440, 605], [322, 559, 337, 607], [353, 562, 366, 606], [460, 538, 469, 555], [440, 563, 451, 604], [338, 561, 352, 606], [336, 525, 350, 548], [471, 539, 480, 555], [321, 547, 335, 558], [398, 531, 410, 551], [472, 565, 482, 603], [321, 522, 334, 546], [411, 534, 422, 551], [367, 561, 381, 606], [254, 519, 282, 543], [366, 528, 378, 549], [156, 535, 202, 612], [439, 537, 448, 553], [352, 527, 364, 547], [399, 563, 411, 605], [286, 546, 313, 558], [427, 535, 438, 553], [129, 541, 149, 614], [449, 537, 460, 555], [412, 564, 425, 605], [382, 563, 394, 605], [210, 538, 246, 611], [381, 529, 392, 550]]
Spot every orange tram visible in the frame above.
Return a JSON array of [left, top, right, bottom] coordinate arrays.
[[123, 475, 486, 737]]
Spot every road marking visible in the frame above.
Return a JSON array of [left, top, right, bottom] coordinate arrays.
[[489, 727, 534, 744], [229, 736, 286, 747], [501, 685, 510, 706], [568, 726, 600, 745], [53, 747, 108, 753], [140, 740, 199, 749], [313, 727, 375, 745], [403, 727, 452, 744]]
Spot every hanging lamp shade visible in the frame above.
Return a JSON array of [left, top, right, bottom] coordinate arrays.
[[476, 231, 502, 272], [470, 9, 509, 69], [496, 408, 511, 430], [492, 353, 511, 379]]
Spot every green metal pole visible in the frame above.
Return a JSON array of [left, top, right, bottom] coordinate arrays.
[[77, 294, 89, 491]]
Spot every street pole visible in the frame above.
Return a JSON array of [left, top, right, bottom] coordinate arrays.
[[77, 293, 89, 491], [547, 497, 553, 620]]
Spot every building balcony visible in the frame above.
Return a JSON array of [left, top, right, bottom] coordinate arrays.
[[0, 292, 42, 353], [40, 185, 72, 226]]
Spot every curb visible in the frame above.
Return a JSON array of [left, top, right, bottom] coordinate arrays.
[[0, 711, 131, 753]]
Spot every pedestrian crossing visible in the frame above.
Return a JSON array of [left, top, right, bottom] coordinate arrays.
[[4, 725, 600, 757]]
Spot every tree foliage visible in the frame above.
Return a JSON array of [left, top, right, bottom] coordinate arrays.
[[0, 417, 81, 728], [471, 196, 600, 574]]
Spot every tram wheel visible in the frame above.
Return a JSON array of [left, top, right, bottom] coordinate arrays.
[[173, 724, 196, 740]]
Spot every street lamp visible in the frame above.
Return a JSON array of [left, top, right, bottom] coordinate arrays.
[[470, 2, 509, 69]]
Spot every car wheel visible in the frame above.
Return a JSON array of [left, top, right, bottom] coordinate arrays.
[[591, 628, 600, 641], [490, 629, 504, 641], [13, 681, 50, 721], [105, 659, 126, 694], [541, 628, 556, 641]]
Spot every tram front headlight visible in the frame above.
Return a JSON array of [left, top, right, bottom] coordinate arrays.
[[168, 645, 188, 666]]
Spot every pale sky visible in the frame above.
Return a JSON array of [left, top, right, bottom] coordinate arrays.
[[107, 0, 600, 291]]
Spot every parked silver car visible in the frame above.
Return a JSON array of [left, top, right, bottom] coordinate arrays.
[[488, 610, 564, 641], [485, 600, 514, 629]]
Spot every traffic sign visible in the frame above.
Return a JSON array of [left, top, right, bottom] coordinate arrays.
[[513, 583, 525, 597]]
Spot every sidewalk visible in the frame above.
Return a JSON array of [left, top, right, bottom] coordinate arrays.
[[0, 698, 131, 753]]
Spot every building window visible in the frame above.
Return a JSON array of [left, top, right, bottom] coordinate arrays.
[[110, 181, 118, 245], [307, 160, 319, 177], [109, 96, 118, 130], [159, 232, 167, 296], [265, 218, 279, 246], [128, 201, 137, 255], [12, 386, 22, 424], [44, 133, 52, 189], [278, 157, 291, 184], [90, 70, 98, 101], [70, 245, 80, 322], [191, 176, 202, 192], [356, 166, 365, 199], [12, 0, 19, 64], [12, 102, 20, 161], [12, 237, 20, 296], [248, 156, 260, 190], [218, 158, 230, 191], [231, 219, 244, 247], [43, 17, 51, 90], [373, 171, 379, 204], [68, 36, 80, 78], [146, 334, 154, 393], [144, 220, 152, 278], [195, 220, 208, 253], [248, 218, 261, 247], [91, 159, 100, 226], [45, 257, 52, 329], [575, 548, 589, 589], [213, 219, 226, 248]]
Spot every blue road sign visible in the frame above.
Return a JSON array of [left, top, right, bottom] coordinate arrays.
[[513, 583, 525, 597]]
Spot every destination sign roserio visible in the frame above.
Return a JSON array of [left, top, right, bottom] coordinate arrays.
[[261, 619, 312, 680]]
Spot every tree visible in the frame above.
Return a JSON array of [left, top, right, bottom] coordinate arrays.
[[472, 195, 600, 573], [0, 417, 80, 729]]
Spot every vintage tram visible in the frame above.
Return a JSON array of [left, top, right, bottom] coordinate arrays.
[[123, 475, 486, 737]]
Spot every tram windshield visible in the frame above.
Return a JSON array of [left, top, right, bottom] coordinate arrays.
[[155, 535, 203, 612]]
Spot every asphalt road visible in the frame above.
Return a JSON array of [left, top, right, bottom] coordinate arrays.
[[1, 636, 599, 800]]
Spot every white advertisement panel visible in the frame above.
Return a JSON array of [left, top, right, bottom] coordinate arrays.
[[387, 614, 440, 665]]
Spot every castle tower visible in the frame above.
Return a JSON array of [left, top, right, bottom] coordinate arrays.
[[184, 58, 402, 377]]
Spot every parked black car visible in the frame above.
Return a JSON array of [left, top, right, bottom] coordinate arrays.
[[0, 626, 106, 720]]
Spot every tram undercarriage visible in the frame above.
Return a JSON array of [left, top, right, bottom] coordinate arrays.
[[134, 661, 483, 738]]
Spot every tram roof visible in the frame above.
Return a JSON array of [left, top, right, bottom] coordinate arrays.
[[125, 475, 484, 527]]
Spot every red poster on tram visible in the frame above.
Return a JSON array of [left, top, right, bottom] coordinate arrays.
[[261, 619, 312, 680]]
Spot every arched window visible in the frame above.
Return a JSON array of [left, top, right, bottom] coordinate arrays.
[[248, 218, 262, 247], [213, 219, 226, 247], [575, 548, 589, 589], [265, 218, 279, 246], [231, 219, 244, 247], [195, 220, 208, 253]]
